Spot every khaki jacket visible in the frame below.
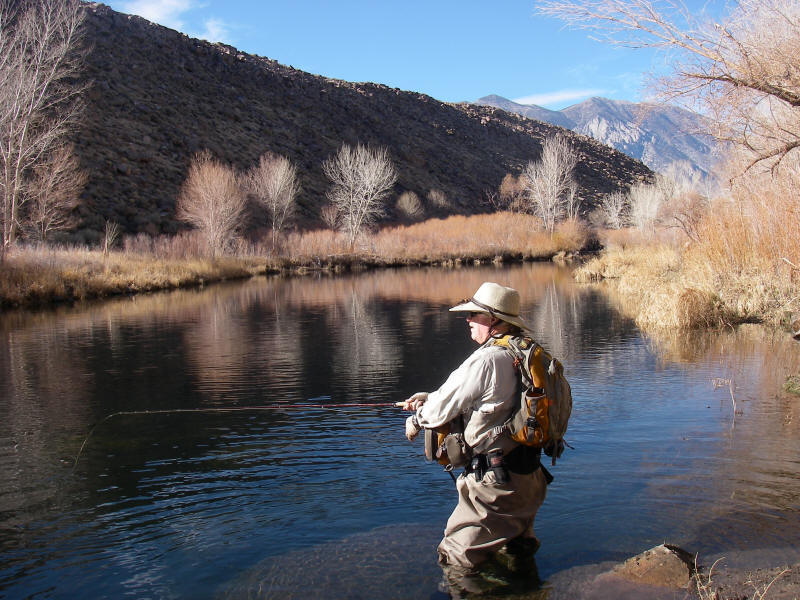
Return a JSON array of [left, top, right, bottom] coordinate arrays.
[[416, 341, 518, 452]]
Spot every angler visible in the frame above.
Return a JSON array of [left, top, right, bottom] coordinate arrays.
[[401, 282, 554, 593]]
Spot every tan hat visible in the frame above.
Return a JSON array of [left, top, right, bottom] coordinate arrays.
[[449, 282, 530, 331]]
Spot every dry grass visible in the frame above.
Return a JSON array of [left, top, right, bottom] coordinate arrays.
[[576, 161, 799, 332], [368, 213, 587, 262], [0, 245, 258, 308], [280, 212, 587, 265], [1, 212, 588, 308]]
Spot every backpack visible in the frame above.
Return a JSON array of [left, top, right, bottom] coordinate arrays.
[[489, 335, 572, 464]]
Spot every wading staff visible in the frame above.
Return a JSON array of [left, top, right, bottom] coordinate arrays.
[[71, 401, 408, 472]]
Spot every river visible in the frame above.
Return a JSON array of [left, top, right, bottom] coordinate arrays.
[[1, 263, 799, 599]]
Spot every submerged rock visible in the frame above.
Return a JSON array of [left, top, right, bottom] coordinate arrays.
[[603, 544, 694, 588], [545, 544, 695, 600]]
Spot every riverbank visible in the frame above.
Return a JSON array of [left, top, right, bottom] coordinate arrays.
[[574, 242, 799, 334], [546, 544, 800, 599], [0, 212, 588, 309]]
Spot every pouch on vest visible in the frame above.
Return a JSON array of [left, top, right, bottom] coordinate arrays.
[[423, 416, 471, 468]]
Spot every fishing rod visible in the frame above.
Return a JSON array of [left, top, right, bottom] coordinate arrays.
[[71, 401, 408, 471]]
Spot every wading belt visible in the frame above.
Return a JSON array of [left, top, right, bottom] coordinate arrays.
[[464, 446, 553, 484]]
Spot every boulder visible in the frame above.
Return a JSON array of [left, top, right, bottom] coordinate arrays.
[[600, 544, 694, 588]]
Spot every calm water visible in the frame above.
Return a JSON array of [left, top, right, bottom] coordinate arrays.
[[1, 263, 799, 599]]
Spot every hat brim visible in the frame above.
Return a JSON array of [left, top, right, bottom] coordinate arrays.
[[449, 301, 530, 331]]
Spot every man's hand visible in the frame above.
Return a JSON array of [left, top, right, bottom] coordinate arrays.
[[402, 392, 428, 411], [405, 415, 421, 442]]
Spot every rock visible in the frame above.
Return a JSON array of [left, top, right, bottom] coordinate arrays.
[[600, 544, 694, 588]]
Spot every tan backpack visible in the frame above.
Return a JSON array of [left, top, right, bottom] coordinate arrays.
[[490, 335, 572, 464]]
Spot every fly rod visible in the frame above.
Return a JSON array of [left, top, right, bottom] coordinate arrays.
[[71, 401, 408, 471]]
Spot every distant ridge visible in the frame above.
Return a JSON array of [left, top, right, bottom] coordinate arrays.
[[66, 4, 652, 241], [475, 95, 717, 177]]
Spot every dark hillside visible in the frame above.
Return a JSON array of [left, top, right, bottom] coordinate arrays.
[[71, 3, 652, 241]]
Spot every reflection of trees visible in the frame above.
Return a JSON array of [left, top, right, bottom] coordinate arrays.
[[0, 321, 89, 515], [636, 325, 800, 548], [182, 287, 254, 403], [328, 291, 399, 402]]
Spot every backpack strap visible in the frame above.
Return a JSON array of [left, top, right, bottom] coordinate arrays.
[[471, 336, 528, 454]]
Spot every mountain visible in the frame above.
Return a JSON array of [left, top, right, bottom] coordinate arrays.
[[475, 95, 717, 178], [67, 4, 652, 242]]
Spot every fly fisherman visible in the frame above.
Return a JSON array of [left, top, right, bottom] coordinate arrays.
[[402, 282, 547, 592]]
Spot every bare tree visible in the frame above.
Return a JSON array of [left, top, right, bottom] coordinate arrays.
[[498, 173, 527, 212], [627, 182, 663, 231], [176, 150, 247, 257], [655, 165, 710, 242], [102, 219, 120, 257], [322, 143, 397, 250], [24, 143, 84, 241], [245, 151, 299, 249], [320, 203, 338, 230], [395, 190, 424, 222], [536, 0, 800, 173], [600, 190, 627, 229], [0, 0, 86, 253], [522, 134, 579, 233], [426, 188, 452, 213]]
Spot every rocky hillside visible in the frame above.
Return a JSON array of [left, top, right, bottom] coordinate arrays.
[[69, 4, 652, 241], [476, 95, 717, 178]]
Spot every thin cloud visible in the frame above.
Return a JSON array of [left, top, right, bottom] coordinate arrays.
[[512, 89, 608, 108], [119, 0, 194, 29], [194, 18, 230, 44], [118, 0, 234, 45]]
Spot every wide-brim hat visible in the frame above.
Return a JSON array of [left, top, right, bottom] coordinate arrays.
[[449, 282, 530, 331]]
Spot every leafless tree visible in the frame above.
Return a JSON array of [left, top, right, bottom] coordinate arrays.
[[176, 150, 247, 257], [24, 143, 85, 241], [320, 203, 338, 230], [498, 173, 527, 212], [627, 181, 663, 231], [395, 190, 424, 222], [426, 188, 452, 213], [0, 0, 86, 254], [600, 190, 627, 229], [655, 165, 710, 242], [245, 151, 299, 249], [102, 219, 120, 257], [521, 134, 579, 233], [536, 0, 800, 174], [322, 143, 397, 250]]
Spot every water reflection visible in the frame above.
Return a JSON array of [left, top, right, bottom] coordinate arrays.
[[0, 264, 799, 599]]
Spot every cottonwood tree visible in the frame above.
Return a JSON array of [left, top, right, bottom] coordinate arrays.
[[25, 143, 85, 241], [654, 164, 710, 242], [600, 190, 627, 229], [0, 0, 86, 254], [522, 134, 579, 233], [395, 190, 424, 222], [536, 0, 800, 174], [498, 173, 527, 212], [322, 143, 397, 250], [627, 182, 663, 231], [176, 151, 247, 257], [245, 151, 299, 250]]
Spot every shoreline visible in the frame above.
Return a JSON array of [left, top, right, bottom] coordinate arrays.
[[0, 247, 579, 311]]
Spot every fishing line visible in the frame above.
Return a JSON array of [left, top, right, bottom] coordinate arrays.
[[71, 401, 406, 472]]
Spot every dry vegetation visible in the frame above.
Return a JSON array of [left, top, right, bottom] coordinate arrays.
[[0, 212, 588, 308], [547, 0, 800, 334], [576, 168, 799, 331], [285, 213, 587, 264], [0, 245, 260, 308]]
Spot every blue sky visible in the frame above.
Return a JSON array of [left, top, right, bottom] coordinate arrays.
[[105, 0, 715, 110]]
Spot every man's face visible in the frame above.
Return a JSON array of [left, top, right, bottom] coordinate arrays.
[[465, 312, 495, 344]]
